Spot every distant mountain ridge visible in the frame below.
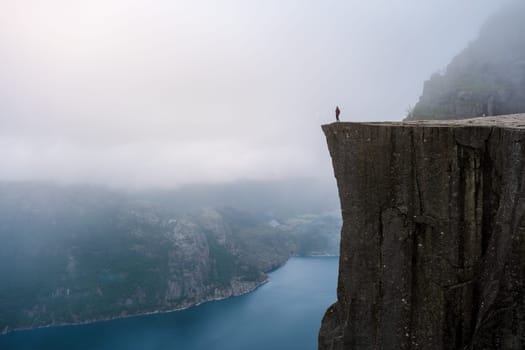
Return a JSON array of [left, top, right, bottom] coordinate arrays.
[[0, 181, 340, 332], [407, 1, 525, 120]]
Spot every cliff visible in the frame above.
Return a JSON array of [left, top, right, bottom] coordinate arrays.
[[406, 2, 525, 120], [320, 115, 525, 349]]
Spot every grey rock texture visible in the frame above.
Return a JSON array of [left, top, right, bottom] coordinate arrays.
[[320, 115, 525, 349], [406, 2, 525, 121]]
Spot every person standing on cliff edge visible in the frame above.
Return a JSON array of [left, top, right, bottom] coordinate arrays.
[[335, 106, 341, 122]]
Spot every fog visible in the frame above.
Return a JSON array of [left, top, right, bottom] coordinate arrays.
[[0, 0, 510, 188]]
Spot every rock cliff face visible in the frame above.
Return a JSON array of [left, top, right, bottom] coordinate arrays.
[[406, 2, 525, 121], [320, 115, 525, 349]]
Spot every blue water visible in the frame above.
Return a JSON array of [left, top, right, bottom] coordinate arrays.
[[0, 257, 338, 350]]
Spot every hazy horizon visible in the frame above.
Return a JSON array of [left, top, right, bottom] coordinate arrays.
[[0, 0, 511, 188]]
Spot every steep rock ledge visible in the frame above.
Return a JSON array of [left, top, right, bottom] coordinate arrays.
[[319, 115, 525, 349]]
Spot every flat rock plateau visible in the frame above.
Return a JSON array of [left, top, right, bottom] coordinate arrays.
[[320, 114, 525, 349]]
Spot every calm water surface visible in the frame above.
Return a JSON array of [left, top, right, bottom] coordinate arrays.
[[0, 257, 338, 350]]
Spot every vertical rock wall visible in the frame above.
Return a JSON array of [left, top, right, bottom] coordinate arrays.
[[319, 115, 525, 349]]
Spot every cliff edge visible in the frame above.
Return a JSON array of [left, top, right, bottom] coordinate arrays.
[[320, 115, 525, 349]]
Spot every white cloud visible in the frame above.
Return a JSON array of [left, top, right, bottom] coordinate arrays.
[[0, 0, 509, 187]]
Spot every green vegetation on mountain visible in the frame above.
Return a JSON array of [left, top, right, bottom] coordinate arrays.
[[0, 181, 340, 332], [407, 1, 525, 120]]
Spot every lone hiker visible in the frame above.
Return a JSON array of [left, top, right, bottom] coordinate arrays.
[[335, 106, 341, 122]]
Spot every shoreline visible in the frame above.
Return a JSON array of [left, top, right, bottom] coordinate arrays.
[[1, 277, 269, 336], [294, 254, 339, 258], [1, 255, 339, 336]]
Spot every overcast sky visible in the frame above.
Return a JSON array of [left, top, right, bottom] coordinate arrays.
[[0, 0, 510, 188]]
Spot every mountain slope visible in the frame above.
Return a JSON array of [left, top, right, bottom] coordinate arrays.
[[407, 1, 525, 120], [0, 182, 340, 332]]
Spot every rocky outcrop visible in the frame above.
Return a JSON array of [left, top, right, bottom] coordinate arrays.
[[407, 2, 525, 121], [320, 115, 525, 349]]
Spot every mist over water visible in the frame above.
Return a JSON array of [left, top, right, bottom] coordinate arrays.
[[0, 0, 511, 188], [2, 3, 522, 350]]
